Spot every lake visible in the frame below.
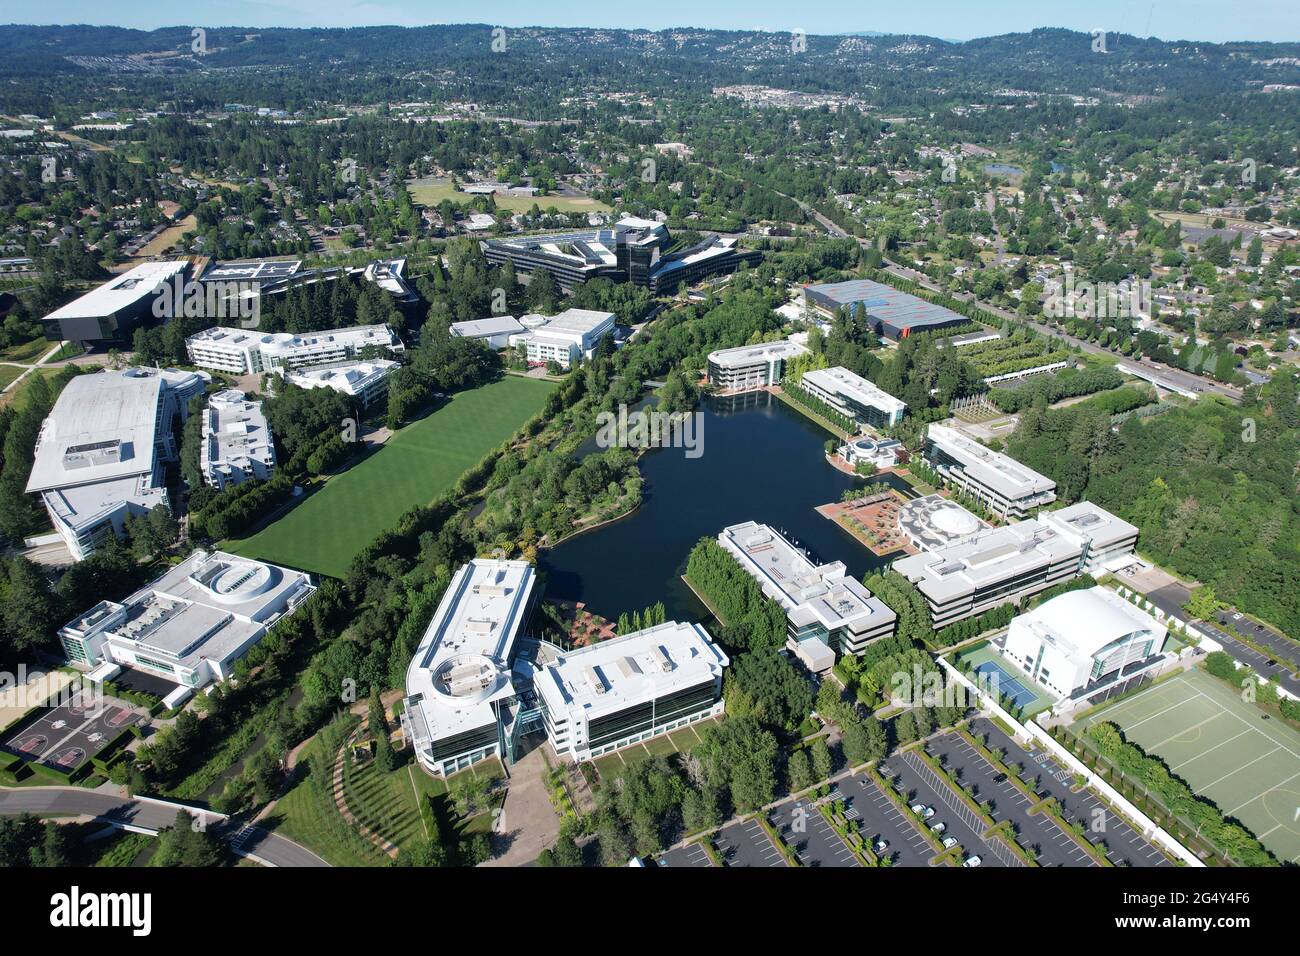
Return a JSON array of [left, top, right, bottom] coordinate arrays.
[[538, 391, 909, 622]]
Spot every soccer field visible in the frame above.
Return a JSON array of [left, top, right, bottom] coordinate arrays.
[[1083, 668, 1300, 864], [225, 375, 555, 579]]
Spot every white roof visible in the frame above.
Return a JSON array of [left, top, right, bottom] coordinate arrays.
[[1017, 587, 1162, 658], [449, 316, 526, 339], [26, 369, 167, 493], [404, 560, 536, 748], [927, 423, 1056, 500], [281, 359, 398, 393], [803, 366, 907, 415], [42, 260, 187, 321], [533, 621, 728, 721], [707, 339, 809, 369], [203, 390, 274, 474]]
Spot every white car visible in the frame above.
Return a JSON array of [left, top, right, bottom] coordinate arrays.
[[930, 822, 946, 834], [874, 839, 889, 854], [910, 803, 925, 815], [922, 806, 936, 820], [942, 836, 958, 849], [963, 855, 982, 868]]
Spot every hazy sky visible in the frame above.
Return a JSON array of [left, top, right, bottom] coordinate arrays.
[[9, 1, 1300, 43]]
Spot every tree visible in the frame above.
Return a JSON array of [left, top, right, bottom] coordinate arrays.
[[369, 689, 396, 772], [786, 748, 814, 793], [809, 737, 834, 783], [1185, 586, 1220, 621], [841, 716, 888, 767], [152, 810, 224, 867]]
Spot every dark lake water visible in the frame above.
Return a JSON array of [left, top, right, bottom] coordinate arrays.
[[538, 391, 910, 623]]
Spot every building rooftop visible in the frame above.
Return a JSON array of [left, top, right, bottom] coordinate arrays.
[[281, 359, 398, 391], [203, 390, 274, 477], [927, 423, 1056, 501], [533, 621, 729, 721], [42, 260, 187, 321], [404, 560, 537, 749], [199, 259, 302, 283], [1014, 586, 1164, 661], [802, 366, 907, 416], [707, 339, 809, 369], [804, 278, 966, 332], [449, 316, 526, 339]]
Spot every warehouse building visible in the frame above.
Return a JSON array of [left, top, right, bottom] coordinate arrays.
[[803, 278, 969, 340]]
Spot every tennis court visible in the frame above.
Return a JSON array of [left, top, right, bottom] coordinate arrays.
[[955, 643, 1055, 715], [1083, 668, 1300, 864]]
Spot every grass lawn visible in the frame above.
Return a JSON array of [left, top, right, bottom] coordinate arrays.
[[0, 338, 52, 363], [0, 364, 23, 391], [225, 375, 555, 577], [407, 177, 610, 214]]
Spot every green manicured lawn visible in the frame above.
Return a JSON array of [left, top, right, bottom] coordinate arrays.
[[225, 376, 555, 577], [0, 364, 23, 391], [0, 338, 51, 363], [407, 177, 610, 214]]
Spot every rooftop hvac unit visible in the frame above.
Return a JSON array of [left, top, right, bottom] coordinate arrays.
[[585, 666, 607, 695], [464, 618, 494, 634], [653, 647, 675, 673]]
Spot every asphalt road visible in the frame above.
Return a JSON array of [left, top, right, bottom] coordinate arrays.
[[0, 787, 329, 867]]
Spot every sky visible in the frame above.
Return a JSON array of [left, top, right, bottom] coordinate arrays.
[[8, 1, 1300, 44]]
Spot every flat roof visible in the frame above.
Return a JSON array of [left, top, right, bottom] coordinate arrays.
[[204, 390, 274, 473], [200, 259, 301, 282], [282, 359, 398, 391], [719, 521, 896, 632], [189, 323, 403, 356], [43, 260, 187, 321], [804, 278, 966, 332], [802, 366, 907, 415], [533, 621, 728, 722], [61, 550, 314, 672], [27, 369, 167, 493], [1014, 587, 1163, 661], [927, 423, 1056, 501], [405, 560, 536, 747], [707, 339, 809, 368], [1041, 501, 1139, 551], [449, 316, 526, 338]]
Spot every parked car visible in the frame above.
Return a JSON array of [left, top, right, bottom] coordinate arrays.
[[942, 836, 958, 849], [874, 838, 889, 853], [930, 822, 946, 835], [922, 806, 936, 820], [910, 803, 925, 815], [963, 855, 982, 868]]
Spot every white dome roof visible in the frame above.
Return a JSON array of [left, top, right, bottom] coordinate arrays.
[[931, 505, 980, 536]]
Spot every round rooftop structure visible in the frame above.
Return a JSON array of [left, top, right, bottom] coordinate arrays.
[[429, 654, 508, 706], [191, 558, 280, 603], [931, 504, 981, 537], [897, 494, 987, 551]]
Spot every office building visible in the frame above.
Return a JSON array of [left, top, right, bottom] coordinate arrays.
[[1002, 587, 1166, 699], [276, 359, 400, 408], [482, 217, 760, 294], [531, 621, 729, 762], [923, 423, 1057, 519], [706, 340, 809, 391], [839, 436, 905, 470], [892, 501, 1139, 628], [449, 315, 526, 349], [57, 550, 315, 703], [198, 257, 418, 309], [896, 495, 987, 551], [200, 390, 276, 490], [508, 309, 615, 368], [403, 560, 539, 777], [185, 323, 405, 375], [40, 260, 190, 346], [25, 368, 208, 561], [803, 278, 968, 340], [800, 366, 907, 429], [719, 521, 897, 657]]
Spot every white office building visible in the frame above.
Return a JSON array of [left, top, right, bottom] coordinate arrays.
[[1002, 587, 1166, 699], [276, 359, 399, 408], [403, 560, 539, 777], [531, 621, 729, 762], [449, 315, 526, 349], [24, 368, 208, 561], [200, 390, 276, 490], [893, 501, 1139, 628], [706, 339, 808, 391], [185, 324, 405, 375], [719, 521, 897, 657], [57, 550, 315, 701], [507, 309, 615, 368], [801, 366, 907, 429], [924, 423, 1057, 519]]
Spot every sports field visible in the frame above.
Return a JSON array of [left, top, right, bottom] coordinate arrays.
[[406, 177, 610, 214], [225, 376, 555, 578], [1082, 668, 1300, 863]]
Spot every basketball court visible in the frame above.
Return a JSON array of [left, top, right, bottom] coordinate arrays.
[[1082, 668, 1300, 864], [3, 691, 141, 774]]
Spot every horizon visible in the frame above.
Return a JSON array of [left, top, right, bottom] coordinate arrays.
[[8, 1, 1300, 45]]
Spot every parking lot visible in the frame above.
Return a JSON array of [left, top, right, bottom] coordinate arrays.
[[925, 732, 1096, 867], [4, 692, 141, 773], [881, 754, 1006, 867], [713, 818, 787, 868], [658, 841, 714, 867], [970, 718, 1172, 867], [834, 773, 934, 866], [770, 798, 860, 867]]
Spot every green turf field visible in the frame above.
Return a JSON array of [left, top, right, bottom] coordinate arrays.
[[406, 177, 610, 214], [225, 375, 555, 578], [1082, 668, 1300, 864]]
